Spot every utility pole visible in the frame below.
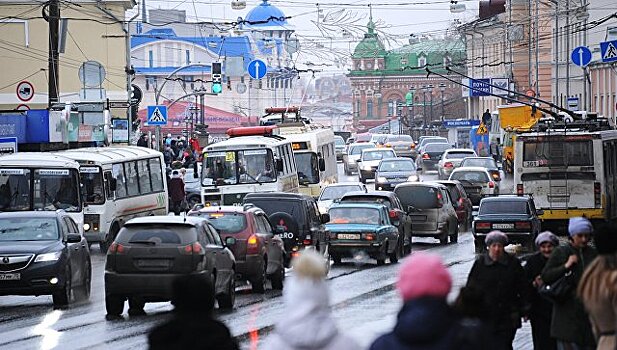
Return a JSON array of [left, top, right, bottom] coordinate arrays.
[[47, 0, 60, 107]]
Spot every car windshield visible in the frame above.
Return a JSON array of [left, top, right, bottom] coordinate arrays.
[[334, 137, 345, 146], [198, 213, 247, 234], [386, 135, 412, 142], [395, 186, 439, 209], [320, 185, 363, 201], [0, 217, 59, 241], [349, 144, 373, 155], [118, 225, 196, 245], [244, 200, 305, 226], [329, 207, 381, 225], [80, 166, 105, 205], [450, 171, 489, 182], [202, 149, 276, 186], [479, 201, 530, 215], [425, 144, 452, 153], [446, 151, 475, 159], [362, 150, 396, 161], [295, 152, 320, 185], [461, 158, 497, 168], [378, 160, 416, 172]]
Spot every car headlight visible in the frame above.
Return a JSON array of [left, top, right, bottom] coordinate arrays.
[[83, 223, 90, 232], [377, 177, 387, 183], [408, 175, 419, 182], [35, 251, 62, 263]]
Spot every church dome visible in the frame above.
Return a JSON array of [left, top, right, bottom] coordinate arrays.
[[353, 17, 386, 58], [245, 0, 288, 27]]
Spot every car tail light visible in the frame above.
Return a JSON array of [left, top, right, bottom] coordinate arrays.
[[458, 197, 464, 207], [594, 182, 601, 207], [363, 233, 376, 241], [491, 172, 500, 181], [515, 221, 531, 230], [475, 222, 491, 230], [180, 242, 204, 255], [108, 242, 125, 254], [517, 184, 524, 195], [291, 246, 300, 259], [436, 191, 444, 208], [303, 235, 312, 246], [444, 162, 453, 168], [488, 181, 495, 189], [422, 153, 430, 160], [411, 144, 416, 149], [247, 234, 259, 254], [389, 210, 399, 219]]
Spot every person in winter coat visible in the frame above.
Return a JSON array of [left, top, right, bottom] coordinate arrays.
[[371, 253, 489, 350], [167, 170, 186, 215], [137, 134, 148, 147], [262, 250, 359, 350], [542, 217, 598, 349], [466, 231, 530, 350], [148, 274, 238, 350], [524, 231, 559, 350], [578, 222, 617, 349]]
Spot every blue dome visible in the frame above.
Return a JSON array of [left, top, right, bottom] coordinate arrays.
[[245, 0, 288, 27]]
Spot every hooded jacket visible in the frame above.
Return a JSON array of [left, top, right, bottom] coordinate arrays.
[[262, 275, 359, 350]]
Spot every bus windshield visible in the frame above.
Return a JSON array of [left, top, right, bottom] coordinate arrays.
[[523, 140, 593, 166], [202, 149, 277, 186], [295, 152, 319, 185], [0, 168, 81, 212], [80, 166, 105, 205]]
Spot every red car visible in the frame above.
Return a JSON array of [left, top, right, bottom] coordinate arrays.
[[433, 180, 473, 231], [188, 205, 286, 293]]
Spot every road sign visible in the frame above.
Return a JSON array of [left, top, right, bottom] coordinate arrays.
[[600, 40, 617, 63], [147, 105, 168, 125], [109, 101, 130, 109], [469, 79, 490, 97], [476, 123, 488, 135], [0, 137, 18, 154], [247, 59, 267, 80], [16, 81, 34, 102], [15, 104, 30, 111], [571, 46, 592, 67], [567, 97, 580, 111]]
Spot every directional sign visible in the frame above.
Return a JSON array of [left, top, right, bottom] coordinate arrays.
[[571, 46, 592, 67], [16, 81, 34, 102], [147, 105, 168, 126], [247, 59, 267, 80], [600, 40, 617, 63]]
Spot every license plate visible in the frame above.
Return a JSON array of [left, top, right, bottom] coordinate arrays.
[[492, 223, 514, 229], [0, 273, 20, 281], [410, 215, 427, 221], [136, 259, 171, 268], [337, 234, 360, 240]]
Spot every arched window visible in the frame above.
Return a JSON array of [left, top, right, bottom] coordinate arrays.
[[418, 55, 427, 68], [387, 100, 394, 116]]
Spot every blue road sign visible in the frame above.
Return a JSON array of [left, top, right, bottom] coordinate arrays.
[[147, 105, 167, 126], [571, 46, 592, 67], [600, 40, 617, 63], [247, 59, 267, 80], [469, 79, 491, 97]]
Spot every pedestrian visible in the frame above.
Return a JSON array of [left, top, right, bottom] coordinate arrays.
[[524, 231, 559, 350], [482, 109, 491, 125], [168, 170, 186, 215], [163, 145, 173, 167], [578, 222, 617, 350], [371, 253, 488, 350], [466, 231, 530, 350], [542, 217, 598, 349], [137, 134, 148, 147], [262, 250, 359, 350], [148, 274, 238, 350]]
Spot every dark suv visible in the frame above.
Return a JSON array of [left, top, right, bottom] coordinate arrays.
[[188, 205, 286, 293], [243, 192, 330, 268]]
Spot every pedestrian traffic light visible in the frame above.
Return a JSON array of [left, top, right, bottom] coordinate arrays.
[[212, 62, 222, 94]]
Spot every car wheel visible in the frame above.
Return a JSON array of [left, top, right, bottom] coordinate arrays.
[[128, 297, 146, 316], [376, 258, 386, 266], [105, 294, 125, 317], [217, 274, 236, 309], [270, 265, 285, 290], [388, 239, 401, 264], [439, 227, 449, 245], [250, 260, 267, 294], [52, 267, 72, 307], [74, 259, 91, 302], [450, 225, 459, 243], [332, 255, 342, 265]]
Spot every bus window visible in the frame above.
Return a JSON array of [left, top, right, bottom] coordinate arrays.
[[33, 169, 80, 212], [204, 152, 237, 185], [112, 163, 128, 198], [124, 161, 140, 196], [137, 159, 152, 194], [239, 149, 276, 183], [295, 153, 319, 185], [149, 158, 164, 192], [81, 167, 105, 204], [0, 169, 31, 211]]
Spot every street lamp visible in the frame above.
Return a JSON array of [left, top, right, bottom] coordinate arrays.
[[427, 84, 434, 123], [422, 85, 428, 129], [439, 82, 446, 119], [407, 86, 415, 134]]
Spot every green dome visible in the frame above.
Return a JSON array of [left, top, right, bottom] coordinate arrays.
[[352, 17, 386, 59]]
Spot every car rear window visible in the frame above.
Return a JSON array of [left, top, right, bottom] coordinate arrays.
[[320, 185, 363, 201], [425, 143, 452, 152], [479, 201, 529, 215], [362, 150, 396, 160], [0, 217, 59, 241], [340, 196, 393, 209], [386, 135, 412, 142], [446, 151, 475, 159], [118, 225, 196, 245], [461, 158, 496, 168], [349, 144, 373, 155], [450, 171, 489, 182], [198, 213, 247, 234], [245, 199, 306, 225], [378, 160, 415, 171], [329, 207, 381, 225], [395, 186, 439, 209]]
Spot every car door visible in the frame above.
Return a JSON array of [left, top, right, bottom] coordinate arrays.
[[61, 217, 82, 285], [441, 188, 458, 229], [381, 207, 398, 252], [205, 223, 234, 271], [258, 215, 284, 273], [528, 200, 541, 234], [308, 199, 328, 251]]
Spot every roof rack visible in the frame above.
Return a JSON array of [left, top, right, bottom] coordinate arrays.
[[524, 115, 614, 133]]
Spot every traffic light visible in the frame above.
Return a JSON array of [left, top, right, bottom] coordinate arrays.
[[212, 62, 222, 94]]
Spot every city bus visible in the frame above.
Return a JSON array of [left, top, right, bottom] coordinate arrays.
[[201, 126, 299, 205], [0, 153, 84, 232], [279, 124, 338, 196], [56, 146, 168, 252], [514, 119, 617, 230]]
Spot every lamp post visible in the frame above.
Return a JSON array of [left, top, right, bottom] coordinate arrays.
[[439, 82, 446, 119], [427, 84, 434, 123], [422, 85, 428, 128], [407, 86, 415, 134]]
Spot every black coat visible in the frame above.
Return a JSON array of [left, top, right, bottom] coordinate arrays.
[[149, 315, 238, 350], [524, 252, 553, 320], [466, 253, 531, 332]]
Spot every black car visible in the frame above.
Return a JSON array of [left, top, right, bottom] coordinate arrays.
[[243, 192, 330, 268], [416, 143, 453, 172], [339, 191, 412, 255], [0, 211, 91, 308], [374, 157, 420, 191], [472, 195, 543, 254]]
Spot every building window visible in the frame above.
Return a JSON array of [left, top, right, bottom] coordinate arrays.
[[400, 57, 408, 67], [148, 50, 154, 68], [367, 100, 373, 119], [388, 100, 394, 116], [355, 100, 360, 118], [186, 50, 190, 65], [418, 55, 427, 68], [145, 76, 155, 91]]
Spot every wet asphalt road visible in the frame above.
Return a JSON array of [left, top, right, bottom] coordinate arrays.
[[0, 163, 516, 350]]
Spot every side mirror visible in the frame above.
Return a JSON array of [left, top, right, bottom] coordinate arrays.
[[320, 213, 330, 223], [276, 158, 284, 172], [224, 236, 236, 247], [536, 209, 544, 216], [66, 233, 81, 244], [108, 177, 117, 192], [318, 158, 326, 171]]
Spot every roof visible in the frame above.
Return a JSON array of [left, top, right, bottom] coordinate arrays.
[[480, 195, 530, 202], [245, 0, 290, 28], [125, 215, 206, 226], [58, 146, 162, 163], [244, 192, 312, 201], [0, 153, 79, 168], [205, 135, 288, 150], [352, 17, 386, 59], [395, 182, 447, 189], [330, 202, 388, 210], [341, 191, 396, 200], [0, 211, 62, 218], [452, 166, 490, 173], [192, 205, 262, 215]]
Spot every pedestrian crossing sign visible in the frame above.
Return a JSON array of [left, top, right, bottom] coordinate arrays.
[[600, 40, 617, 63], [477, 123, 488, 135], [147, 105, 168, 126]]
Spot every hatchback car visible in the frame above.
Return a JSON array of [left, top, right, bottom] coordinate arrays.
[[375, 158, 419, 191], [448, 167, 498, 205], [357, 148, 397, 183], [326, 203, 402, 265], [459, 157, 501, 182], [416, 143, 453, 172], [383, 135, 415, 158], [433, 180, 474, 231], [188, 205, 285, 293], [317, 182, 367, 214], [343, 143, 376, 175], [334, 135, 346, 162], [0, 211, 91, 308], [473, 196, 542, 254], [104, 216, 236, 316], [437, 149, 477, 180], [394, 182, 459, 245]]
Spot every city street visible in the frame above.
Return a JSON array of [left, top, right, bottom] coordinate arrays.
[[0, 163, 533, 350]]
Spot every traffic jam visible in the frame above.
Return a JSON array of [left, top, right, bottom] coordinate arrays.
[[0, 111, 616, 350]]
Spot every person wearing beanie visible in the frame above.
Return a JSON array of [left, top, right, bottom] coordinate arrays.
[[466, 231, 530, 350], [371, 253, 488, 350], [542, 217, 597, 349], [578, 222, 617, 349], [524, 231, 560, 350], [148, 274, 238, 350], [262, 250, 359, 350]]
